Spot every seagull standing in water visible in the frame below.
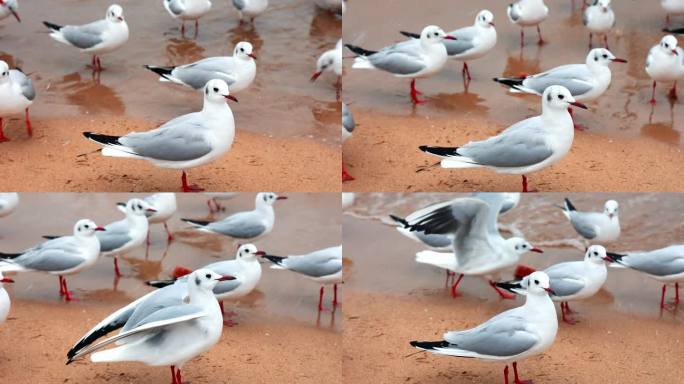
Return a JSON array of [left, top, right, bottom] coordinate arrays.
[[231, 0, 268, 24], [0, 60, 36, 142], [508, 0, 549, 47], [560, 198, 620, 242], [163, 0, 212, 35], [645, 35, 684, 104], [583, 0, 616, 49], [311, 39, 342, 89]]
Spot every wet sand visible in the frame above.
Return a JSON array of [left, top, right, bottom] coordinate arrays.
[[342, 112, 684, 192], [0, 117, 340, 192]]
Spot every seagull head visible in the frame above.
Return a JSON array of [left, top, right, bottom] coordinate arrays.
[[603, 200, 619, 219], [191, 269, 236, 292], [126, 198, 157, 217], [597, 0, 611, 12], [419, 25, 456, 45], [74, 219, 106, 237], [526, 271, 554, 296], [509, 237, 544, 256], [237, 244, 265, 260], [475, 10, 495, 28], [585, 245, 609, 264], [0, 60, 10, 84], [204, 79, 238, 103], [106, 4, 125, 23], [312, 49, 339, 82], [660, 35, 679, 56], [234, 41, 256, 61], [543, 85, 588, 112], [256, 192, 287, 207], [587, 48, 627, 67]]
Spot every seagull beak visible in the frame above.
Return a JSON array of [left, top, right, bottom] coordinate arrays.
[[146, 208, 157, 213], [224, 94, 238, 103], [95, 226, 106, 231], [310, 71, 322, 82], [569, 101, 588, 110], [217, 275, 236, 281], [10, 10, 20, 23], [248, 53, 257, 60], [544, 287, 555, 295], [530, 247, 544, 253], [608, 213, 614, 219], [255, 251, 266, 256], [118, 16, 124, 21], [611, 58, 628, 63], [489, 22, 495, 27], [673, 49, 679, 55], [0, 277, 14, 283], [276, 196, 288, 200], [602, 256, 613, 262], [443, 35, 457, 40]]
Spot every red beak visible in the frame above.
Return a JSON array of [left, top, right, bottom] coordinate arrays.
[[255, 251, 266, 256], [146, 208, 157, 213], [489, 22, 495, 27], [569, 101, 588, 110], [217, 275, 236, 281], [248, 53, 257, 60], [611, 58, 627, 63], [224, 95, 238, 103], [544, 287, 555, 295], [0, 277, 14, 283], [443, 35, 457, 40], [673, 49, 679, 56], [11, 9, 20, 23], [95, 226, 106, 231], [276, 196, 288, 200], [310, 71, 322, 82], [118, 16, 124, 21], [530, 247, 544, 253]]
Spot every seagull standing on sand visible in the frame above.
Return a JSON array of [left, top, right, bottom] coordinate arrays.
[[163, 0, 212, 35], [583, 0, 616, 49], [311, 39, 342, 88], [0, 272, 14, 324], [183, 192, 286, 240], [420, 86, 586, 192], [66, 269, 235, 384], [84, 80, 237, 192], [508, 0, 549, 46], [498, 245, 610, 324], [0, 193, 19, 218], [560, 198, 620, 242], [231, 0, 268, 23], [0, 60, 35, 142], [346, 25, 456, 105], [0, 219, 104, 301], [400, 10, 497, 82], [410, 271, 558, 384], [645, 35, 684, 104], [0, 0, 20, 23], [43, 4, 129, 72], [342, 102, 355, 182], [145, 41, 257, 93], [263, 245, 342, 311]]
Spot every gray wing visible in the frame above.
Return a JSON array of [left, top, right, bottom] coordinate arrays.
[[523, 64, 595, 97], [123, 283, 187, 331], [414, 232, 452, 249], [166, 0, 185, 15], [443, 26, 476, 56], [10, 69, 36, 101], [544, 262, 586, 297], [444, 312, 538, 357], [15, 237, 85, 271], [471, 193, 507, 237], [60, 20, 107, 49], [204, 260, 243, 295], [457, 117, 554, 167], [283, 246, 342, 277], [621, 245, 684, 276], [368, 40, 427, 75], [233, 0, 246, 10], [342, 103, 355, 134], [132, 303, 204, 329], [207, 211, 266, 239], [568, 212, 598, 239], [172, 57, 237, 90], [97, 219, 132, 252], [119, 113, 213, 161]]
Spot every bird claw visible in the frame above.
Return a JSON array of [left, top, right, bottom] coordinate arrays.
[[182, 184, 205, 193]]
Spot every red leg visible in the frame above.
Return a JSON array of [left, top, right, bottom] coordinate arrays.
[[318, 285, 326, 311], [62, 277, 79, 301], [342, 161, 354, 182], [25, 108, 32, 137], [219, 300, 225, 314], [333, 284, 338, 307], [669, 81, 678, 100], [462, 62, 472, 81], [504, 365, 510, 384], [490, 280, 516, 300], [114, 256, 122, 277], [164, 222, 174, 242], [561, 302, 577, 325], [409, 79, 425, 104], [58, 276, 65, 295], [676, 282, 680, 305], [176, 367, 182, 384], [0, 117, 9, 143], [603, 35, 609, 50], [568, 107, 586, 131], [181, 22, 186, 35], [146, 230, 151, 246], [650, 81, 657, 105], [444, 270, 455, 287], [536, 25, 545, 45], [520, 28, 525, 48], [513, 362, 533, 384], [522, 175, 528, 193], [195, 19, 199, 31], [588, 32, 593, 49], [96, 56, 102, 72], [660, 284, 667, 309], [170, 366, 177, 384], [450, 274, 465, 298], [181, 171, 204, 192], [565, 302, 576, 314]]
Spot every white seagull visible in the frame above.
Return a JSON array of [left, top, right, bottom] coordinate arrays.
[[0, 219, 105, 301], [43, 4, 129, 72], [0, 60, 36, 142], [507, 0, 549, 46], [0, 271, 13, 324], [0, 193, 19, 218], [498, 245, 610, 324], [0, 0, 20, 23], [583, 0, 616, 49], [410, 271, 558, 384], [163, 0, 212, 35], [183, 192, 286, 240], [420, 86, 586, 192], [662, 0, 684, 27], [145, 41, 257, 93], [231, 0, 268, 23], [311, 39, 342, 88], [400, 10, 497, 82], [607, 245, 684, 310], [645, 35, 684, 104], [262, 245, 342, 311], [345, 25, 456, 104], [119, 193, 178, 242], [84, 79, 237, 192], [342, 102, 355, 182], [560, 198, 620, 242], [147, 244, 264, 325], [66, 269, 234, 384]]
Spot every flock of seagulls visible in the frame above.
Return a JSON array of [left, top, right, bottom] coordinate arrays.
[[0, 192, 342, 382], [383, 192, 684, 383]]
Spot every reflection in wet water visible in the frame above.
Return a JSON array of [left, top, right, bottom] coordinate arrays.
[[51, 73, 126, 115], [0, 193, 341, 330]]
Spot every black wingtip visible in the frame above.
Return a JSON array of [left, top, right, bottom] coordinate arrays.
[[605, 252, 625, 262], [410, 340, 449, 350], [143, 65, 174, 79], [0, 252, 22, 259], [145, 279, 175, 288], [564, 198, 577, 211], [344, 44, 378, 57], [399, 31, 420, 39], [43, 21, 63, 31], [83, 132, 122, 146], [42, 235, 62, 240], [263, 254, 286, 265], [181, 218, 211, 226], [663, 27, 684, 33], [389, 214, 409, 228], [494, 281, 522, 293], [419, 146, 460, 157], [493, 77, 524, 88]]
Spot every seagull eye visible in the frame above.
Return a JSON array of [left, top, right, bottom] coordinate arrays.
[[558, 94, 565, 100], [137, 204, 142, 210], [240, 48, 244, 52], [603, 54, 608, 59], [593, 251, 598, 256], [213, 87, 219, 92], [205, 273, 211, 279]]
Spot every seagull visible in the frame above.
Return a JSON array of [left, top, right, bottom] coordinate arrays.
[[494, 48, 626, 129], [399, 10, 497, 82], [182, 192, 285, 240], [314, 0, 343, 13], [606, 245, 684, 310], [0, 193, 19, 218], [204, 192, 239, 213], [0, 271, 13, 324], [97, 198, 156, 277], [311, 39, 342, 88], [662, 0, 684, 27], [645, 35, 684, 104], [508, 0, 549, 47], [147, 244, 264, 325], [583, 0, 616, 49], [43, 4, 129, 72], [144, 41, 257, 93], [410, 271, 558, 384], [420, 86, 586, 192], [262, 245, 342, 311], [231, 0, 268, 24], [498, 245, 610, 324], [83, 79, 237, 192], [0, 60, 36, 142], [119, 193, 177, 243], [342, 102, 355, 182], [163, 0, 212, 35], [345, 25, 456, 104], [396, 197, 543, 299], [0, 0, 20, 23], [66, 269, 235, 384], [0, 219, 104, 301], [560, 198, 620, 242]]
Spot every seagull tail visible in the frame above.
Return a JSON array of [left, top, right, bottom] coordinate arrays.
[[42, 21, 63, 32], [415, 250, 456, 271], [419, 145, 460, 159], [181, 218, 211, 228], [419, 146, 479, 168], [493, 76, 525, 90], [83, 132, 140, 159], [143, 65, 175, 83], [0, 262, 26, 273], [563, 198, 577, 212]]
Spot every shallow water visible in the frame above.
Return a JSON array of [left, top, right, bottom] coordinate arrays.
[[0, 0, 341, 144], [343, 0, 684, 146], [343, 193, 683, 321], [0, 192, 342, 330]]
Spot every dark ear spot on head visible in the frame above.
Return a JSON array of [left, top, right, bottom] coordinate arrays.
[[205, 87, 209, 95], [594, 54, 599, 61], [263, 195, 268, 202], [195, 276, 201, 286], [547, 93, 552, 102]]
